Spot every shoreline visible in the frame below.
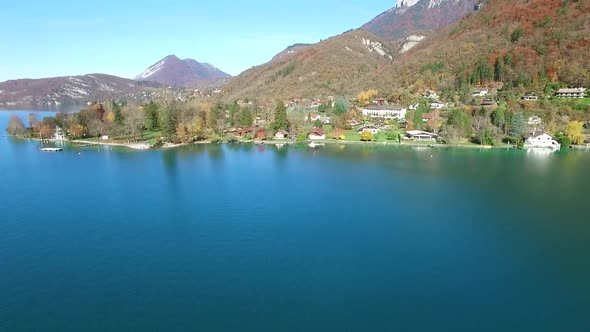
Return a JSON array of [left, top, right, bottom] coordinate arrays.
[[16, 136, 590, 152]]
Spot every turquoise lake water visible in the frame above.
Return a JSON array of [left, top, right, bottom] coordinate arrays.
[[1, 110, 590, 331]]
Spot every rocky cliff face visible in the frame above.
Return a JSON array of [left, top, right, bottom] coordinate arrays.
[[361, 0, 481, 41]]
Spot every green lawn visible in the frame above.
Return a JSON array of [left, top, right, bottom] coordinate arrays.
[[341, 130, 401, 143]]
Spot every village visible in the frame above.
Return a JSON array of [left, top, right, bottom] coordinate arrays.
[[7, 85, 589, 152], [208, 86, 589, 150]]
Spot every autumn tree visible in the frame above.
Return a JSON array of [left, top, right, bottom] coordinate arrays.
[[175, 123, 189, 143], [27, 113, 40, 130], [39, 123, 54, 140], [565, 121, 584, 145], [105, 111, 116, 124], [357, 90, 378, 105], [330, 129, 346, 140], [188, 116, 205, 140], [6, 115, 26, 136], [69, 124, 87, 139], [123, 106, 145, 141]]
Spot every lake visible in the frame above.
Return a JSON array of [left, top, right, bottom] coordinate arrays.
[[1, 110, 589, 331]]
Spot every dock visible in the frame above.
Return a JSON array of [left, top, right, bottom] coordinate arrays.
[[40, 148, 63, 152]]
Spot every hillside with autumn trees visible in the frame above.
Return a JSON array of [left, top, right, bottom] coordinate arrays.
[[390, 0, 590, 91]]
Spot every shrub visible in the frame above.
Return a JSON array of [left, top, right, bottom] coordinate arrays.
[[360, 131, 374, 142], [511, 27, 524, 43]]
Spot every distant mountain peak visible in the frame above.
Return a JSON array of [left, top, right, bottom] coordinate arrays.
[[136, 55, 230, 87]]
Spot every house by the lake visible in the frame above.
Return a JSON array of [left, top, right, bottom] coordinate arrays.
[[274, 131, 289, 139], [524, 132, 561, 149], [361, 105, 407, 120], [357, 126, 379, 135], [53, 126, 66, 140], [556, 88, 586, 98], [405, 130, 439, 141], [308, 128, 326, 140]]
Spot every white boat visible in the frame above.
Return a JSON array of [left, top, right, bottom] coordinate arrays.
[[308, 142, 325, 148], [40, 148, 63, 152]]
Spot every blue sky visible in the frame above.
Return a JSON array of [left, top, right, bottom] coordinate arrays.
[[0, 0, 396, 81]]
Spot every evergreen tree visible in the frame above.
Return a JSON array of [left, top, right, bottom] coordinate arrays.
[[112, 101, 124, 126], [271, 102, 289, 131], [413, 102, 429, 130], [447, 109, 472, 137], [509, 112, 527, 138], [228, 101, 240, 126], [239, 108, 253, 127], [494, 57, 505, 82], [144, 101, 160, 131], [333, 99, 348, 116], [160, 103, 178, 140], [490, 105, 506, 131]]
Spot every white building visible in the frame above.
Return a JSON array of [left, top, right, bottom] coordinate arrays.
[[524, 133, 561, 149], [308, 129, 326, 140], [556, 88, 586, 98], [357, 126, 379, 135], [53, 126, 66, 140], [274, 131, 289, 139], [430, 102, 446, 109], [361, 105, 407, 120], [405, 130, 439, 141], [522, 94, 538, 101], [472, 89, 489, 97]]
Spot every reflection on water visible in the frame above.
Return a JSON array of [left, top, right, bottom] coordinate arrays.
[[1, 137, 590, 331]]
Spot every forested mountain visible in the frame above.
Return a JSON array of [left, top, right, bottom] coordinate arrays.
[[223, 0, 590, 102], [136, 55, 230, 87], [221, 30, 394, 101], [390, 0, 590, 92], [0, 74, 159, 106]]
